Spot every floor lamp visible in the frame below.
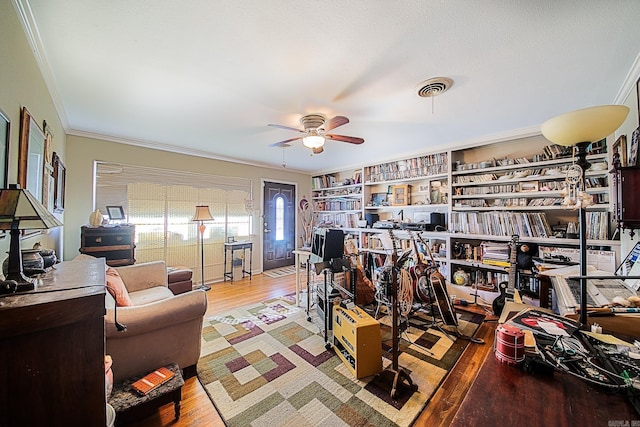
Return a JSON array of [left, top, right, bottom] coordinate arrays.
[[541, 105, 629, 325], [192, 205, 214, 291]]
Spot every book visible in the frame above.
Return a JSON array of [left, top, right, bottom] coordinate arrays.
[[131, 366, 175, 396]]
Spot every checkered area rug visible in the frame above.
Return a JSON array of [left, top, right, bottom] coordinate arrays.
[[262, 266, 298, 278], [197, 296, 483, 427]]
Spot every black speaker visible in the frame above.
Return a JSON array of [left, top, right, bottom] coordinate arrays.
[[430, 212, 445, 229], [365, 213, 379, 228], [311, 228, 344, 262]]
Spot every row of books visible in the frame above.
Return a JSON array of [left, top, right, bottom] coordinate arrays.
[[316, 212, 360, 228], [312, 174, 337, 189], [365, 153, 448, 182], [315, 199, 362, 211], [449, 211, 553, 238], [585, 211, 609, 240]]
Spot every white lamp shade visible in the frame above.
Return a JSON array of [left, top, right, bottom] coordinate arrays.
[[540, 105, 629, 147], [192, 205, 214, 222], [302, 130, 325, 149]]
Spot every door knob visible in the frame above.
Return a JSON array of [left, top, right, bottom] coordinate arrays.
[[264, 229, 271, 233]]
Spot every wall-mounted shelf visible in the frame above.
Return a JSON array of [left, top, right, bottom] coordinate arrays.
[[311, 133, 620, 297]]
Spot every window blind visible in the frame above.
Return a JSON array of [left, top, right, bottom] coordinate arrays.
[[95, 162, 252, 284]]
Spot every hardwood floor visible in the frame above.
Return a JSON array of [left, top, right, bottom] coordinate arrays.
[[128, 272, 496, 427]]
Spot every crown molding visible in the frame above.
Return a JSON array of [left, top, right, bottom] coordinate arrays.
[[67, 129, 308, 174], [613, 51, 640, 105], [13, 0, 69, 130]]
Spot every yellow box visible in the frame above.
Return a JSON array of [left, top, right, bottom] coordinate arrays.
[[333, 306, 382, 378]]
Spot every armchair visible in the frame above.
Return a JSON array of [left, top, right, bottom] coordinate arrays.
[[104, 261, 208, 382]]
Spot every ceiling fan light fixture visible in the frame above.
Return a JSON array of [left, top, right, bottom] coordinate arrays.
[[302, 130, 325, 149]]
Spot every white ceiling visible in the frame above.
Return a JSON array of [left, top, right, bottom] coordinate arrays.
[[19, 0, 640, 173]]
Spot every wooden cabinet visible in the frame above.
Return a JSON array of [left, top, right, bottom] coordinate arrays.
[[611, 166, 640, 235], [0, 259, 107, 427], [80, 224, 136, 266]]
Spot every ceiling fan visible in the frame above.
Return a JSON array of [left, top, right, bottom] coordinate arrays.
[[268, 114, 364, 154]]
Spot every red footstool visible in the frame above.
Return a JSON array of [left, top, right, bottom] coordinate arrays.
[[167, 267, 193, 295]]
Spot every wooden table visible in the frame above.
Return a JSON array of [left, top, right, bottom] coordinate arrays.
[[451, 349, 639, 426], [109, 363, 184, 426], [223, 241, 253, 282]]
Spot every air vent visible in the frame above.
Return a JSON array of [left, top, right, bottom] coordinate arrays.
[[417, 77, 453, 98]]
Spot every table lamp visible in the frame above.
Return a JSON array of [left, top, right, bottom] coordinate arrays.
[[192, 205, 214, 291], [540, 105, 629, 324], [0, 185, 63, 291]]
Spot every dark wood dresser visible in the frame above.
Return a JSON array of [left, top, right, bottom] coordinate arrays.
[[80, 224, 136, 266], [0, 258, 107, 427]]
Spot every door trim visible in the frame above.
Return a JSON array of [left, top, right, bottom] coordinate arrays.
[[260, 178, 299, 272]]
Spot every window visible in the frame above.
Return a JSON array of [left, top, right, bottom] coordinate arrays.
[[94, 162, 252, 282], [275, 195, 284, 240]]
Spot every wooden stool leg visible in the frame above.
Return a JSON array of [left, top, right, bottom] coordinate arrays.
[[173, 388, 182, 419]]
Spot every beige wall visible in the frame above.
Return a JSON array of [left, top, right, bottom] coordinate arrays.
[[2, 1, 311, 269], [0, 1, 66, 259], [65, 135, 311, 268]]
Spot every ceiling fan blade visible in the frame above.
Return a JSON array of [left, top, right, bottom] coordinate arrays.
[[312, 146, 324, 154], [268, 123, 305, 133], [269, 136, 303, 147], [323, 116, 349, 132], [325, 134, 364, 144]]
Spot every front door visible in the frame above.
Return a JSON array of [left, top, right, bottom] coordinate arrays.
[[263, 181, 296, 270]]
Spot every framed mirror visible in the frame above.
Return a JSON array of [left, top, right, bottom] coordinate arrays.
[[0, 107, 9, 188], [52, 152, 66, 213], [18, 107, 46, 202]]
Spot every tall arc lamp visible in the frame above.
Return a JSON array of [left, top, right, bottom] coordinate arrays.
[[540, 105, 629, 325], [0, 185, 63, 292], [192, 205, 214, 291]]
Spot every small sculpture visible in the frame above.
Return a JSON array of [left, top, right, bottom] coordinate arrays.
[[89, 209, 103, 226]]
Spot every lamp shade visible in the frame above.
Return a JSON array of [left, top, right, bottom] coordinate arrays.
[[0, 187, 63, 230], [192, 205, 214, 222], [540, 105, 629, 147], [302, 130, 325, 149]]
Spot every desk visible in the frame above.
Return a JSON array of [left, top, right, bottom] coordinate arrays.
[[224, 241, 253, 282], [292, 249, 312, 305], [0, 259, 107, 426], [451, 349, 638, 426]]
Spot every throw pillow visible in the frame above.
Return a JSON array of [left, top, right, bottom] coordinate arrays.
[[106, 267, 133, 307]]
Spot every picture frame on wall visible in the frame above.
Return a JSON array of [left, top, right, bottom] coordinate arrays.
[[18, 107, 46, 202], [636, 77, 640, 125], [52, 152, 66, 213], [629, 127, 640, 167], [0, 107, 9, 189], [612, 134, 627, 167]]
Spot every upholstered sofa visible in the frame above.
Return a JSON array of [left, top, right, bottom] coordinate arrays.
[[104, 260, 208, 382]]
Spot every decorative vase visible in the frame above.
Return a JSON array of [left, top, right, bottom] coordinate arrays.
[[89, 209, 103, 226], [2, 249, 45, 277]]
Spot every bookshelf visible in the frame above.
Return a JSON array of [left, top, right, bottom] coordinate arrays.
[[309, 133, 621, 302]]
